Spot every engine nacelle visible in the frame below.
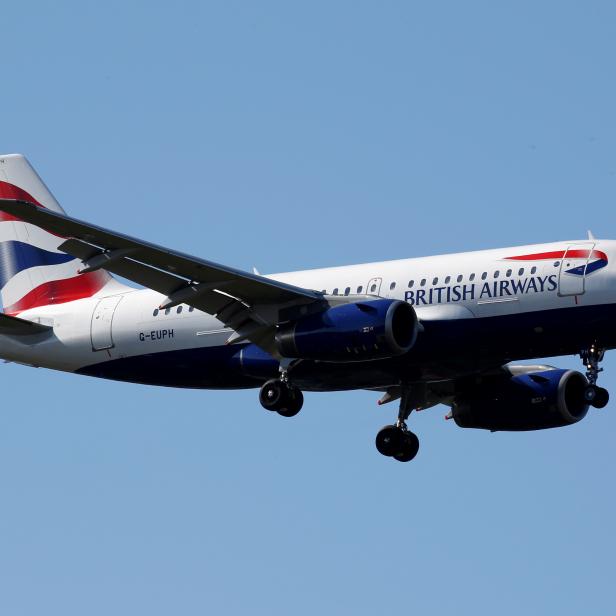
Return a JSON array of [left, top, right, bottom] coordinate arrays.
[[275, 299, 418, 362], [452, 369, 590, 431]]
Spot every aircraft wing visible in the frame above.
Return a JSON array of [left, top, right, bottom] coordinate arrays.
[[0, 198, 323, 352]]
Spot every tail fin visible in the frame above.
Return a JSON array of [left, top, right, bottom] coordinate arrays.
[[0, 154, 113, 315]]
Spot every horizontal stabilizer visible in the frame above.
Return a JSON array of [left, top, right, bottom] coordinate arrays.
[[0, 313, 52, 336]]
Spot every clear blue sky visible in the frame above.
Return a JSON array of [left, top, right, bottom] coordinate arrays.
[[1, 1, 616, 614]]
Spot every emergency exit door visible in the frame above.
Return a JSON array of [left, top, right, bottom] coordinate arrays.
[[366, 277, 382, 296]]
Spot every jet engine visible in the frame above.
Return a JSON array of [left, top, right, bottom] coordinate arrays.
[[451, 368, 590, 431], [275, 299, 418, 362]]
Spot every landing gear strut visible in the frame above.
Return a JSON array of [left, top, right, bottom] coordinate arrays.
[[580, 344, 609, 409], [376, 384, 423, 462]]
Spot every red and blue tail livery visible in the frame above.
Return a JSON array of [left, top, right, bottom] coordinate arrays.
[[0, 156, 111, 315]]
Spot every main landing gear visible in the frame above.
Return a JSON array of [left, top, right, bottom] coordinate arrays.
[[376, 385, 422, 462], [259, 378, 304, 417], [580, 344, 609, 409]]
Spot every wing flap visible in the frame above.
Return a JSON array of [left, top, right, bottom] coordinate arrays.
[[60, 239, 262, 316]]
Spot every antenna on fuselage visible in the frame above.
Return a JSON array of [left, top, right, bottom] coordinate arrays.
[[587, 230, 596, 240]]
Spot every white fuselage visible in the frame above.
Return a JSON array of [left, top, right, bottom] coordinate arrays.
[[1, 239, 615, 387]]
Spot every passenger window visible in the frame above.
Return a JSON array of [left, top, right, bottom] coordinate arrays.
[[408, 280, 414, 288], [189, 306, 194, 312], [518, 268, 524, 276], [494, 271, 499, 279], [506, 269, 512, 277], [165, 307, 171, 315], [370, 284, 377, 293], [457, 275, 463, 283], [469, 273, 476, 281], [389, 282, 396, 291], [177, 306, 183, 314], [153, 309, 159, 317], [333, 288, 339, 295], [357, 285, 363, 293], [344, 287, 351, 296], [420, 279, 426, 286], [531, 266, 537, 274], [445, 276, 451, 284], [432, 277, 438, 285], [481, 272, 487, 280]]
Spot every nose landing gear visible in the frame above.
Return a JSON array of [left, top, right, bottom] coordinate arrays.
[[376, 384, 423, 462], [580, 344, 610, 409]]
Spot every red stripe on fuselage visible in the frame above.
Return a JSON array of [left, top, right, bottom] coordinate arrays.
[[505, 249, 608, 262], [4, 270, 109, 316]]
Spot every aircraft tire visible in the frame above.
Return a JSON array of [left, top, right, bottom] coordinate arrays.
[[259, 379, 286, 411], [592, 387, 610, 409], [277, 388, 304, 418], [375, 425, 405, 457], [393, 431, 420, 462]]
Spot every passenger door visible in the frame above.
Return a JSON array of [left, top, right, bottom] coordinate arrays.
[[91, 295, 123, 351], [558, 244, 593, 297]]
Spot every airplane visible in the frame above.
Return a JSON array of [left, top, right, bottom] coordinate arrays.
[[0, 153, 612, 462]]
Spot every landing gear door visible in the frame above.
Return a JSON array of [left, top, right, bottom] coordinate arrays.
[[91, 295, 123, 351], [558, 243, 594, 297], [366, 277, 382, 296]]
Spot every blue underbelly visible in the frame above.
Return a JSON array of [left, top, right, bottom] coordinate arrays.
[[75, 303, 616, 390]]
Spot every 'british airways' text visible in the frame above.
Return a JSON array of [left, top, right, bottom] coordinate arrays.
[[404, 274, 558, 306]]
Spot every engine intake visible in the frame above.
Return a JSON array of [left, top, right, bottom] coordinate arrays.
[[452, 369, 590, 431], [276, 299, 418, 362]]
